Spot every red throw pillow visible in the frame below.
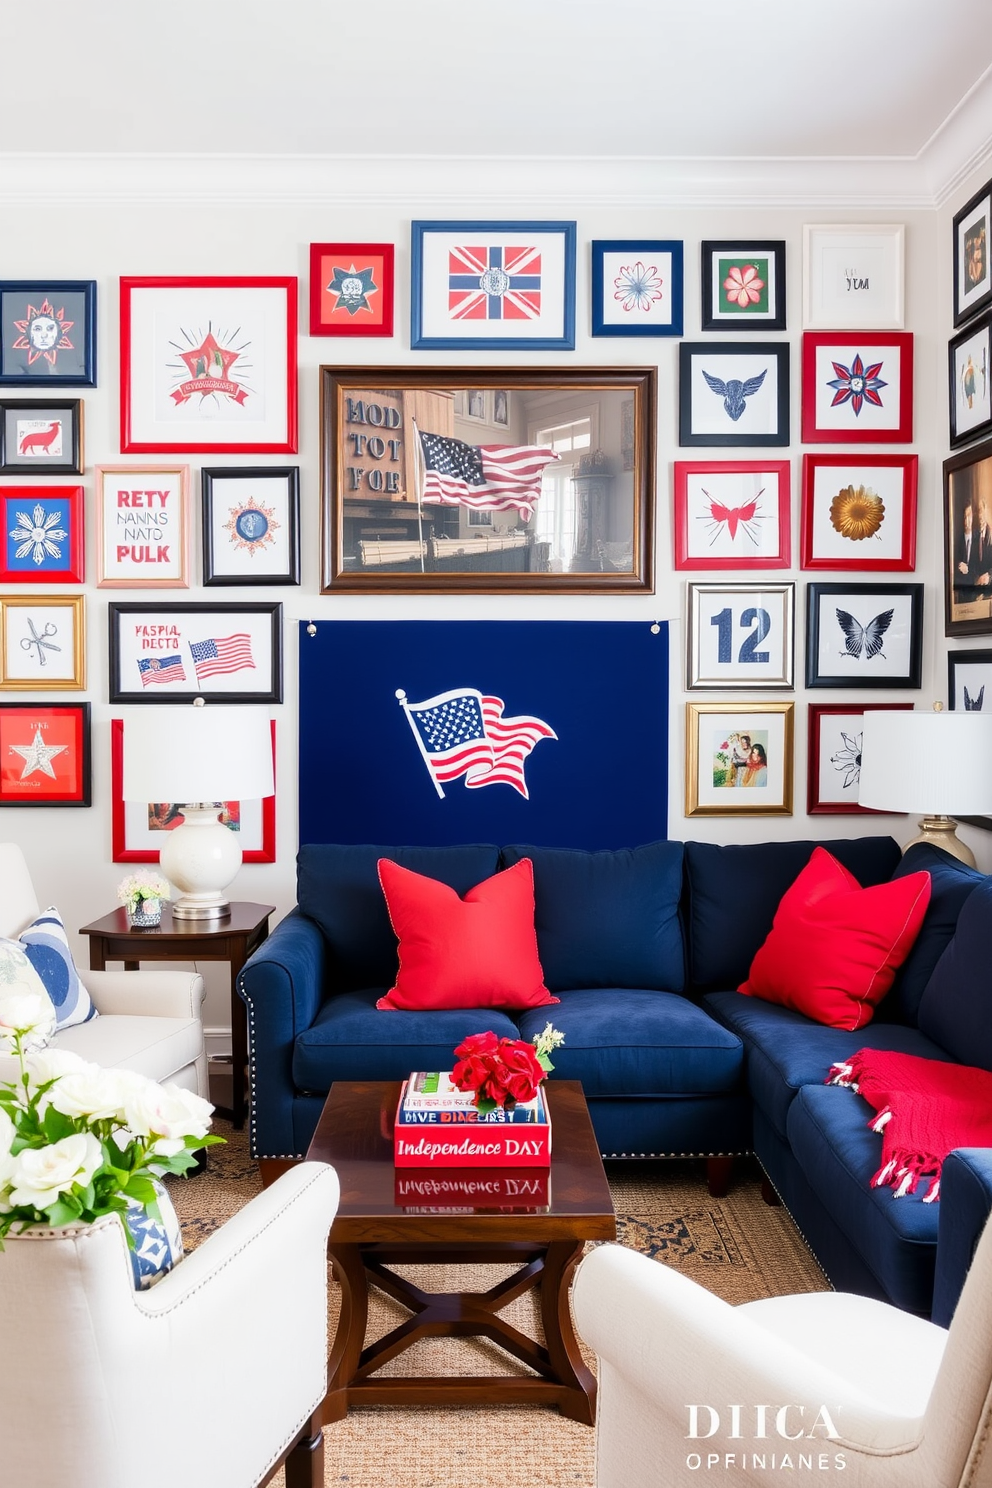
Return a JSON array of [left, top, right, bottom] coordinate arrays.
[[739, 847, 931, 1031], [376, 857, 558, 1012]]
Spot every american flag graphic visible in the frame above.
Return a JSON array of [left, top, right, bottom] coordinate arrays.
[[418, 431, 558, 520], [138, 655, 186, 687], [448, 245, 542, 321], [398, 687, 556, 800], [190, 634, 255, 682]]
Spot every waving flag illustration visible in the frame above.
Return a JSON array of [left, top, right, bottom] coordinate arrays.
[[190, 634, 254, 682], [138, 655, 186, 688], [418, 430, 558, 519], [397, 686, 556, 800], [448, 245, 542, 321]]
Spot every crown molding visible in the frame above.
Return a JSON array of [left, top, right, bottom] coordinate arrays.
[[919, 62, 992, 206]]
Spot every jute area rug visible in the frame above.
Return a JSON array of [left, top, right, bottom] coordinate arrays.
[[167, 1122, 828, 1488]]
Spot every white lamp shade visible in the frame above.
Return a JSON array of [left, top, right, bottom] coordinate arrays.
[[858, 709, 992, 815], [121, 705, 274, 803]]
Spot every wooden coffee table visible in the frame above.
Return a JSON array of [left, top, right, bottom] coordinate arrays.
[[306, 1079, 616, 1425]]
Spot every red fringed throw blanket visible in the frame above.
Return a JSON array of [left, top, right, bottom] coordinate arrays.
[[826, 1049, 992, 1203]]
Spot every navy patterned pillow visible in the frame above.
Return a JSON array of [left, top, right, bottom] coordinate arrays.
[[19, 907, 97, 1030]]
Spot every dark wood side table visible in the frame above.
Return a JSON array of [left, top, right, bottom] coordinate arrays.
[[78, 901, 274, 1129]]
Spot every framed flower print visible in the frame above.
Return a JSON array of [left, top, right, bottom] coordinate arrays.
[[801, 331, 913, 443], [807, 702, 912, 814], [0, 594, 85, 690], [0, 702, 91, 807], [805, 582, 923, 689], [0, 487, 84, 584], [800, 454, 918, 571], [95, 465, 190, 589], [308, 242, 394, 337], [685, 700, 794, 817], [201, 466, 300, 585], [673, 460, 791, 570], [679, 342, 790, 447], [0, 281, 96, 386], [591, 240, 683, 337], [686, 581, 794, 690], [700, 241, 786, 331], [949, 312, 992, 448], [0, 398, 83, 475], [953, 176, 992, 328]]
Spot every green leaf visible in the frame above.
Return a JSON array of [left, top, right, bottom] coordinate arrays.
[[537, 1053, 554, 1074], [474, 1096, 498, 1116], [45, 1198, 79, 1227], [123, 1175, 158, 1207]]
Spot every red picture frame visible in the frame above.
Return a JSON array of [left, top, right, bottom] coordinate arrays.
[[309, 243, 394, 337], [807, 702, 912, 814], [0, 485, 84, 584], [800, 453, 918, 572], [673, 460, 791, 570], [0, 702, 90, 806], [111, 717, 275, 862], [801, 331, 914, 443]]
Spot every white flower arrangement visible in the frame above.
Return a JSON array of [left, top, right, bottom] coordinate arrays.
[[116, 871, 171, 914]]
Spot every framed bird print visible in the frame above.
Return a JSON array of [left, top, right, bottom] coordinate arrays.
[[805, 582, 923, 689], [807, 701, 912, 814], [679, 342, 790, 447], [801, 331, 914, 443], [686, 581, 795, 690], [673, 460, 791, 570], [800, 453, 918, 571]]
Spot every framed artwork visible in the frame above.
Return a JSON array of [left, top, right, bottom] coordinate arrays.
[[319, 365, 656, 594], [948, 648, 992, 714], [805, 582, 923, 689], [673, 460, 790, 570], [0, 702, 90, 807], [202, 466, 300, 586], [953, 177, 992, 328], [119, 276, 298, 454], [679, 342, 790, 448], [410, 220, 576, 351], [493, 389, 510, 426], [943, 437, 992, 636], [685, 700, 794, 817], [591, 240, 684, 337], [0, 398, 83, 475], [949, 312, 992, 448], [308, 242, 394, 337], [95, 465, 190, 589], [800, 454, 918, 571], [0, 487, 84, 584], [802, 224, 905, 329], [700, 241, 786, 331], [686, 581, 794, 690], [110, 717, 275, 861], [807, 702, 913, 814], [108, 601, 283, 705], [0, 594, 85, 690], [801, 331, 913, 443], [0, 281, 96, 386]]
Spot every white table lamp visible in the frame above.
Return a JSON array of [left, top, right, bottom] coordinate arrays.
[[122, 702, 274, 918]]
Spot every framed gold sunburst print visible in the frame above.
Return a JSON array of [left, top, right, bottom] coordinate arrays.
[[800, 453, 917, 570]]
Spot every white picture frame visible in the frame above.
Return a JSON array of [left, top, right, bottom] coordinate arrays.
[[686, 581, 795, 690], [803, 224, 905, 329]]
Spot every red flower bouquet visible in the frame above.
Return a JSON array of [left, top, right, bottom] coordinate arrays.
[[451, 1023, 564, 1116]]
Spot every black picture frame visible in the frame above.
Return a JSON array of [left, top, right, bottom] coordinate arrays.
[[948, 648, 992, 830], [953, 176, 992, 329], [679, 342, 790, 448], [0, 398, 83, 475], [805, 581, 923, 689], [948, 313, 992, 449], [0, 701, 91, 807], [0, 281, 97, 387], [201, 466, 301, 586], [108, 601, 283, 704], [700, 241, 786, 332], [943, 436, 992, 637]]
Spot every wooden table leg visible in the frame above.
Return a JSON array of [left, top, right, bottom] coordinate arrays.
[[540, 1240, 597, 1425], [324, 1244, 369, 1422]]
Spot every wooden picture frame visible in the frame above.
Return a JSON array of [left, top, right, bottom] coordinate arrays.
[[685, 700, 794, 817], [0, 594, 85, 690], [108, 601, 283, 704], [801, 331, 914, 443], [953, 176, 992, 328], [95, 465, 190, 589], [805, 582, 923, 689], [591, 239, 684, 337], [673, 459, 791, 570], [686, 581, 795, 690], [0, 398, 83, 475], [948, 312, 992, 448], [308, 242, 394, 337], [802, 224, 905, 329], [800, 453, 918, 571], [700, 241, 786, 331], [201, 466, 300, 586], [0, 486, 84, 584], [679, 342, 790, 447], [943, 436, 992, 636], [807, 701, 912, 815], [0, 281, 96, 386], [0, 701, 90, 807]]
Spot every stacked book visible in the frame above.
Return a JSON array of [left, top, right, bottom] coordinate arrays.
[[393, 1071, 552, 1168]]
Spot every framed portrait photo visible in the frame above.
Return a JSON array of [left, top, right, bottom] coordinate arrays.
[[309, 242, 394, 337], [700, 241, 786, 331], [0, 702, 90, 807], [0, 281, 96, 386], [0, 594, 85, 691], [953, 177, 992, 328], [108, 601, 282, 705], [95, 465, 190, 589], [800, 453, 918, 571], [591, 240, 683, 337], [410, 220, 576, 351], [801, 331, 914, 443], [943, 437, 992, 636], [685, 700, 794, 817], [802, 224, 905, 329], [679, 342, 790, 448], [807, 701, 913, 815], [673, 460, 790, 570], [0, 486, 84, 584], [202, 466, 300, 585], [686, 581, 795, 690], [805, 582, 923, 689], [948, 312, 992, 448], [0, 398, 83, 475], [119, 276, 298, 454]]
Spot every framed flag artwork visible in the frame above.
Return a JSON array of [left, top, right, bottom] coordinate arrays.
[[807, 702, 912, 814], [591, 240, 684, 337], [410, 220, 576, 351], [801, 331, 914, 443], [805, 582, 923, 689], [800, 453, 918, 571], [201, 466, 300, 585], [0, 594, 85, 691], [308, 243, 394, 337], [0, 702, 91, 807], [108, 601, 283, 704], [700, 241, 786, 331], [0, 281, 96, 386], [953, 176, 992, 328], [0, 398, 83, 475], [685, 700, 794, 817], [673, 460, 791, 570], [679, 342, 790, 447], [0, 487, 84, 584], [95, 465, 190, 589]]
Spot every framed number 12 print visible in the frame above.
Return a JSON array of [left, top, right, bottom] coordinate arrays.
[[686, 582, 794, 690]]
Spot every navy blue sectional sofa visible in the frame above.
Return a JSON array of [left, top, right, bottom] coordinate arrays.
[[237, 834, 992, 1320]]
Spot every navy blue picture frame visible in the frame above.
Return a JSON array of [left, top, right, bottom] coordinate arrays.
[[0, 281, 97, 387], [591, 240, 684, 338]]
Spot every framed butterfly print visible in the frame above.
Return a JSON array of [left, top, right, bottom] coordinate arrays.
[[801, 331, 913, 443], [805, 582, 923, 689], [800, 453, 918, 571], [686, 581, 794, 690], [679, 342, 790, 447], [807, 701, 913, 814], [948, 649, 992, 714], [673, 460, 791, 570]]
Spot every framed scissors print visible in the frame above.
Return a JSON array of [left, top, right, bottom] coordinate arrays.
[[0, 594, 85, 690]]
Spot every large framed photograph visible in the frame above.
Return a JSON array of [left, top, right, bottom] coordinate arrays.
[[0, 487, 84, 584], [319, 365, 656, 594], [700, 241, 786, 331], [119, 276, 297, 454], [0, 594, 85, 691], [201, 466, 300, 586], [673, 460, 790, 570], [948, 312, 992, 448], [308, 242, 394, 337], [0, 701, 90, 807], [679, 342, 790, 448], [685, 700, 794, 817], [410, 221, 576, 351], [807, 701, 913, 815], [943, 437, 992, 636], [0, 281, 96, 386], [805, 582, 923, 689], [110, 717, 275, 861], [0, 398, 83, 475], [686, 581, 794, 690], [801, 331, 913, 443], [800, 453, 918, 571], [953, 177, 992, 328], [108, 601, 283, 704], [95, 465, 190, 589], [591, 240, 683, 337], [802, 224, 905, 329]]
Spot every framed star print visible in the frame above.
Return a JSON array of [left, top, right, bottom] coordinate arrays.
[[591, 240, 683, 337], [0, 594, 85, 691], [0, 398, 83, 475], [119, 276, 298, 454], [0, 487, 84, 585], [0, 281, 96, 386], [0, 702, 90, 806], [807, 702, 912, 815], [95, 465, 190, 589], [700, 241, 786, 331], [800, 453, 918, 571], [201, 466, 300, 585], [679, 342, 790, 447], [673, 460, 791, 570], [801, 331, 914, 443], [309, 243, 394, 337]]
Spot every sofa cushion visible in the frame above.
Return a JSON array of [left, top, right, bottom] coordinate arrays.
[[685, 836, 902, 993], [54, 1015, 202, 1085], [917, 877, 992, 1070], [297, 843, 501, 992], [883, 844, 985, 1025], [514, 988, 743, 1099], [501, 840, 685, 993]]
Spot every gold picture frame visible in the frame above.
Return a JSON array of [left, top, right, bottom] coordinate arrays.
[[0, 593, 85, 691], [686, 700, 794, 817]]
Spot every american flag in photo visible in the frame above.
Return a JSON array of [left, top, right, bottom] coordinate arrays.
[[190, 634, 255, 682], [138, 655, 186, 687], [418, 431, 558, 520], [399, 686, 556, 800], [448, 244, 542, 321]]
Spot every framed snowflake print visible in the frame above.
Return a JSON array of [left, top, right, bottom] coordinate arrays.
[[700, 241, 786, 331], [0, 281, 96, 386], [685, 700, 794, 817], [807, 702, 912, 814], [0, 594, 85, 691], [805, 582, 923, 689], [801, 331, 913, 443], [201, 466, 300, 585], [800, 453, 918, 571], [673, 460, 790, 570], [95, 465, 190, 589], [679, 342, 790, 448], [0, 487, 84, 585], [591, 240, 683, 337], [308, 242, 394, 337], [802, 224, 904, 329], [0, 398, 83, 475], [0, 702, 91, 807], [410, 221, 576, 351], [119, 276, 298, 454], [948, 312, 992, 448], [686, 581, 794, 690], [953, 176, 992, 328]]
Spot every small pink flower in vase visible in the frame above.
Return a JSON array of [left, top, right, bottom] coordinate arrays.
[[451, 1023, 565, 1115]]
